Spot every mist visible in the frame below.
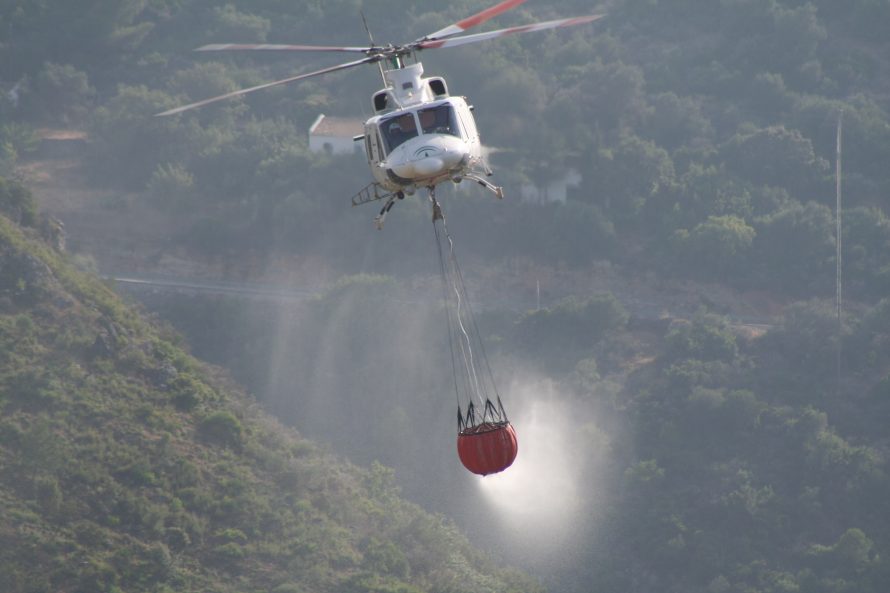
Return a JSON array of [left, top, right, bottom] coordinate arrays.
[[130, 270, 619, 591], [13, 0, 890, 591], [475, 378, 610, 577]]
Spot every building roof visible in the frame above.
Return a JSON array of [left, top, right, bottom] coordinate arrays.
[[309, 114, 364, 138], [37, 129, 88, 141]]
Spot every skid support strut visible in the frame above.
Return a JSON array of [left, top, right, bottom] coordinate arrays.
[[373, 191, 404, 230], [459, 173, 504, 199]]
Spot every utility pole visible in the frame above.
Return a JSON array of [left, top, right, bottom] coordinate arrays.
[[835, 111, 843, 396]]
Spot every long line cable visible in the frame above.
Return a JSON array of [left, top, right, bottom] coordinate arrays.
[[446, 224, 501, 407], [437, 217, 483, 408], [446, 230, 485, 407], [432, 201, 462, 410], [431, 195, 498, 412]]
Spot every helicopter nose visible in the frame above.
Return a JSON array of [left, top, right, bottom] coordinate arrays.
[[388, 135, 467, 180], [413, 157, 445, 177]]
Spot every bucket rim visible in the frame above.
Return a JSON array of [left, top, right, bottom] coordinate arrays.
[[458, 420, 512, 437]]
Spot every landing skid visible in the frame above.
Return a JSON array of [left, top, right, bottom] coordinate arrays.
[[457, 173, 504, 199], [351, 174, 504, 229]]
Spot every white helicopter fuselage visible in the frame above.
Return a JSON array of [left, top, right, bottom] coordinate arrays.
[[359, 63, 489, 196], [156, 3, 603, 221]]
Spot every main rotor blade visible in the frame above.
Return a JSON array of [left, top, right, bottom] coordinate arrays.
[[420, 0, 527, 42], [155, 56, 378, 117], [416, 14, 604, 50], [197, 43, 374, 53]]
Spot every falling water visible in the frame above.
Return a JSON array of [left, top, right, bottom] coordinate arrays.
[[474, 378, 610, 579]]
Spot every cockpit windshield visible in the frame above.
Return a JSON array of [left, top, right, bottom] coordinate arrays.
[[418, 105, 458, 137], [380, 105, 460, 153], [380, 113, 418, 152]]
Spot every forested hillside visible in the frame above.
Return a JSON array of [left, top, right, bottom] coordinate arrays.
[[4, 1, 890, 593], [0, 177, 540, 592], [4, 0, 890, 297]]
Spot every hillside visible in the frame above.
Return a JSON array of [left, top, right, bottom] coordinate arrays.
[[5, 1, 890, 592], [0, 178, 539, 593]]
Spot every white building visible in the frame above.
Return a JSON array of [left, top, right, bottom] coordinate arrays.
[[308, 114, 363, 155], [520, 168, 582, 203]]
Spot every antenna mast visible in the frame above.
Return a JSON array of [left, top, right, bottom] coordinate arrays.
[[835, 110, 843, 395], [360, 11, 387, 84]]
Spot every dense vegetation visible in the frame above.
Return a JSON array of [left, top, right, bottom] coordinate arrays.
[[4, 1, 890, 592], [137, 270, 890, 593], [2, 0, 890, 297], [0, 178, 540, 592]]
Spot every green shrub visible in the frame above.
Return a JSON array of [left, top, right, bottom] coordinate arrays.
[[213, 541, 245, 562], [198, 410, 244, 449], [147, 162, 194, 203], [0, 176, 38, 227]]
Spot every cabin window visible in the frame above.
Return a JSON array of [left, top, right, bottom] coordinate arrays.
[[373, 92, 388, 112], [418, 105, 458, 137], [429, 78, 448, 97], [380, 113, 419, 151]]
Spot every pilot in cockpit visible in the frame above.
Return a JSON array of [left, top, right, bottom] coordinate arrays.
[[419, 105, 455, 136], [383, 113, 418, 150]]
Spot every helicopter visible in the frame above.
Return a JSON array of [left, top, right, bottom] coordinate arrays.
[[157, 0, 604, 228]]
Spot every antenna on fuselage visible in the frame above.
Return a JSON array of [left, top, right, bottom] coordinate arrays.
[[360, 11, 387, 84]]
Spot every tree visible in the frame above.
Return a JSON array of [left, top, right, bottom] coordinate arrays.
[[543, 201, 616, 264], [757, 299, 843, 394], [198, 411, 245, 449], [664, 311, 738, 364], [0, 0, 153, 79], [661, 163, 755, 232], [585, 133, 675, 228], [0, 176, 38, 227], [514, 293, 628, 371], [166, 62, 241, 108], [24, 62, 96, 124], [752, 201, 835, 294], [548, 59, 649, 142], [671, 215, 756, 281], [210, 4, 270, 42], [722, 125, 829, 195], [841, 206, 890, 299], [87, 85, 187, 188], [646, 92, 713, 150], [808, 528, 877, 578]]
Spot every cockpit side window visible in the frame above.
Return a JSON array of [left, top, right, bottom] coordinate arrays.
[[418, 105, 459, 137], [380, 113, 419, 152]]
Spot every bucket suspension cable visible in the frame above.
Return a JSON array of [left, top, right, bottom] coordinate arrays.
[[432, 198, 463, 413], [429, 191, 508, 432]]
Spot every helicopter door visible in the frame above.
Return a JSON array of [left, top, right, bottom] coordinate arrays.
[[365, 126, 384, 164], [454, 101, 479, 144]]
